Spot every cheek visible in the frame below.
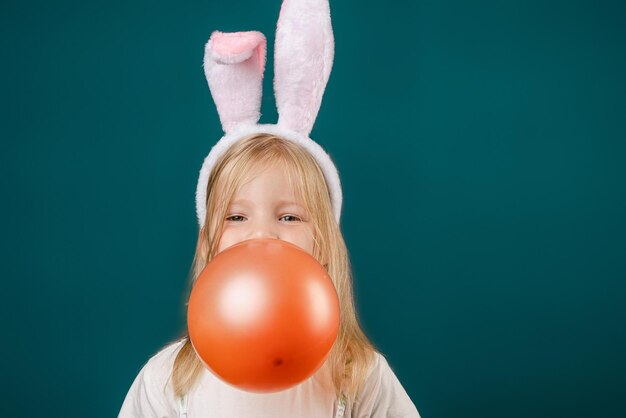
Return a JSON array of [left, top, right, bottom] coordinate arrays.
[[216, 230, 235, 254], [287, 228, 315, 255], [303, 232, 315, 255]]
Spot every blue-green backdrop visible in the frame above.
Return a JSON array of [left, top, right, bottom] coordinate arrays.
[[2, 0, 625, 417]]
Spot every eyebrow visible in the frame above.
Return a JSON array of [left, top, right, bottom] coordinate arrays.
[[230, 199, 305, 208], [230, 199, 253, 206]]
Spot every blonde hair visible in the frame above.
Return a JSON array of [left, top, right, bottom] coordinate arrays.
[[168, 133, 377, 407]]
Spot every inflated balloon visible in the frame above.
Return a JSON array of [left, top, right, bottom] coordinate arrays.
[[187, 238, 340, 393]]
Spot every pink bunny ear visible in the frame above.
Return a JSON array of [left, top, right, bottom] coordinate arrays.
[[204, 31, 267, 133], [273, 0, 334, 136]]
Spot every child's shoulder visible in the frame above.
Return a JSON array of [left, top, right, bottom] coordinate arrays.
[[354, 351, 420, 418], [118, 339, 187, 417], [371, 351, 393, 374], [128, 337, 187, 393], [363, 351, 394, 388], [360, 350, 391, 380], [142, 338, 186, 376]]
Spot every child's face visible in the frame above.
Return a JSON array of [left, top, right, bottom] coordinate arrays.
[[216, 164, 315, 256]]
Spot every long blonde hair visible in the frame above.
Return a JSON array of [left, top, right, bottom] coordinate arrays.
[[168, 133, 377, 407]]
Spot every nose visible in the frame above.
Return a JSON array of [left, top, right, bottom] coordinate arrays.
[[248, 220, 279, 240]]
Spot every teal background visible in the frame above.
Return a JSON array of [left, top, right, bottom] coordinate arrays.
[[2, 0, 625, 416]]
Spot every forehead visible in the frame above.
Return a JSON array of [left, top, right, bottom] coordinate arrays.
[[230, 163, 305, 204]]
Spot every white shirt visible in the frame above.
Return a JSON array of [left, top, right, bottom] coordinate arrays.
[[119, 339, 420, 418]]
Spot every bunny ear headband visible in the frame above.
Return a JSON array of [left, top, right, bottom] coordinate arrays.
[[195, 0, 342, 229]]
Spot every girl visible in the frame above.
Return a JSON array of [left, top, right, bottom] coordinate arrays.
[[120, 0, 420, 416]]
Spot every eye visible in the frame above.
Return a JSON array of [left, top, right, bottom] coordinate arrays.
[[280, 214, 303, 222], [225, 215, 246, 222]]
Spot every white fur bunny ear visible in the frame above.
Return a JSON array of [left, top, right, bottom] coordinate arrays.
[[204, 31, 267, 133], [274, 0, 334, 136]]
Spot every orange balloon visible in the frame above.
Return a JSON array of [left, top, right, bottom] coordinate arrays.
[[187, 238, 340, 393]]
